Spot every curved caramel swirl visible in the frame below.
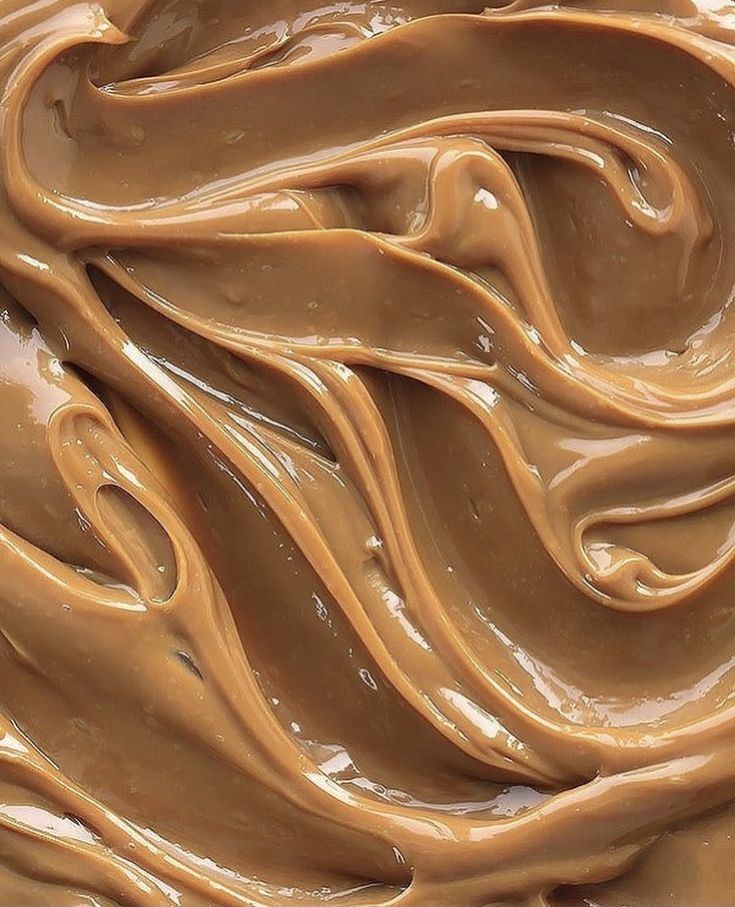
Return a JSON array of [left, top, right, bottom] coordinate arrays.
[[2, 0, 735, 903]]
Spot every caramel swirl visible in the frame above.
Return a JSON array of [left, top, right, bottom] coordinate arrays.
[[1, 1, 735, 903]]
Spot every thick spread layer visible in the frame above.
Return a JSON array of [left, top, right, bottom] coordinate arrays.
[[1, 0, 735, 904]]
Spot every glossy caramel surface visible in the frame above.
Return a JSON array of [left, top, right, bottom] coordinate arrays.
[[1, 1, 735, 903]]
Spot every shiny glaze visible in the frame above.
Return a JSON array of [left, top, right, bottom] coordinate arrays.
[[1, 0, 735, 903]]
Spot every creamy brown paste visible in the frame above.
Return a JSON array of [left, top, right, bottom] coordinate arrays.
[[1, 0, 735, 903]]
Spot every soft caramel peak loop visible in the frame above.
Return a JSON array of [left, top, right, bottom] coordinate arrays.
[[2, 0, 735, 904]]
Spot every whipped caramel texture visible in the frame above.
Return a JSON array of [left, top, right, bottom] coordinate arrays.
[[2, 0, 735, 903]]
